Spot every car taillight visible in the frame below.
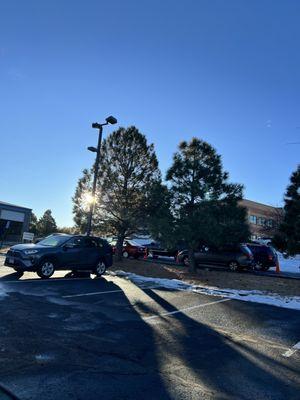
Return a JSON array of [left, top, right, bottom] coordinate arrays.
[[268, 254, 273, 261]]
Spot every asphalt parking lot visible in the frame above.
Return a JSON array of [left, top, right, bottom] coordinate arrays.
[[0, 258, 299, 400]]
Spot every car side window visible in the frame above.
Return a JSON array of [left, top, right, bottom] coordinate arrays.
[[84, 238, 98, 248], [66, 237, 84, 247]]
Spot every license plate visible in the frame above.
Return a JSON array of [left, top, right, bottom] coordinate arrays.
[[8, 257, 14, 264]]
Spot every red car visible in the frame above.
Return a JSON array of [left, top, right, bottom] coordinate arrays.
[[112, 240, 145, 259]]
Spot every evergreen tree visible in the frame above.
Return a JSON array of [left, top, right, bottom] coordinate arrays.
[[96, 126, 161, 260], [72, 168, 92, 234], [37, 210, 57, 236], [166, 138, 249, 272], [57, 226, 74, 234], [147, 182, 175, 249], [29, 212, 38, 235], [278, 165, 300, 255]]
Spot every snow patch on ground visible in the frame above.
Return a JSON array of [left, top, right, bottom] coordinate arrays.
[[110, 270, 300, 311], [277, 252, 300, 274]]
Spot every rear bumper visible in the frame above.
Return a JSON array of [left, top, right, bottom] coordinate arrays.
[[257, 260, 277, 268]]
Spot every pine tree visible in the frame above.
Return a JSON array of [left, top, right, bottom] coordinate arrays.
[[147, 182, 175, 248], [279, 165, 300, 255], [166, 138, 249, 272], [37, 210, 58, 236], [72, 168, 92, 234], [96, 126, 161, 260], [29, 213, 38, 235]]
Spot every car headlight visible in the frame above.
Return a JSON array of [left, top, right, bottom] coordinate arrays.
[[24, 250, 39, 255]]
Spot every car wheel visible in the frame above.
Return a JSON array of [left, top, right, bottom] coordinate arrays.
[[254, 261, 264, 271], [228, 261, 239, 272], [37, 260, 55, 279], [183, 256, 190, 267], [94, 260, 106, 277], [123, 251, 129, 258]]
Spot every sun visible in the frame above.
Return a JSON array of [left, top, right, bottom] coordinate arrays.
[[81, 192, 95, 210]]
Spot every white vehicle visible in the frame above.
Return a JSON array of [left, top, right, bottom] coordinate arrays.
[[255, 237, 273, 246]]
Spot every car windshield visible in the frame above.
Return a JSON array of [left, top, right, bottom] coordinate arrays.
[[38, 235, 70, 247]]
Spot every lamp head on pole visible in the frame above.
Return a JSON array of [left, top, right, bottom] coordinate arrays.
[[105, 115, 117, 125]]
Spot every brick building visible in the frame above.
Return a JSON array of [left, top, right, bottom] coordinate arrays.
[[239, 199, 283, 240]]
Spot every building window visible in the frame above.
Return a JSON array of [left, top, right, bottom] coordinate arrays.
[[257, 217, 265, 226], [266, 219, 274, 227], [0, 219, 22, 236], [249, 215, 257, 224]]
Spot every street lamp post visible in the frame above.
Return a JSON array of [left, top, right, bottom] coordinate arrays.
[[86, 115, 117, 236]]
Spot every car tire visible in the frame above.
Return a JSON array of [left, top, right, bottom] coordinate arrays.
[[182, 256, 190, 267], [37, 259, 55, 279], [228, 261, 239, 272], [94, 260, 106, 277], [261, 265, 270, 271], [254, 261, 264, 271], [123, 251, 129, 259]]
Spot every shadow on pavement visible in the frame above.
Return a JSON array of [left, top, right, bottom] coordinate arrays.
[[0, 278, 172, 400], [0, 272, 24, 281], [137, 287, 299, 400]]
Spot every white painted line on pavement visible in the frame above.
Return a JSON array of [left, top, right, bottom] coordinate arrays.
[[63, 285, 162, 298], [1, 277, 92, 284], [282, 341, 300, 357], [63, 289, 125, 298], [144, 298, 231, 321]]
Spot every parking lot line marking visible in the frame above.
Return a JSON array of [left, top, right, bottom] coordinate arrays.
[[282, 341, 300, 357], [62, 285, 162, 298], [63, 289, 125, 298], [1, 277, 92, 284], [144, 298, 231, 321]]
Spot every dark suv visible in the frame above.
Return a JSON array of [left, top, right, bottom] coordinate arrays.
[[177, 244, 254, 271], [246, 243, 277, 271], [4, 234, 113, 279]]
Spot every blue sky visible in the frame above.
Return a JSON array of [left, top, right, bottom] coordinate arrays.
[[0, 0, 299, 226]]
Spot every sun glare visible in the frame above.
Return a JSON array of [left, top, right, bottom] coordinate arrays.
[[81, 192, 95, 210]]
